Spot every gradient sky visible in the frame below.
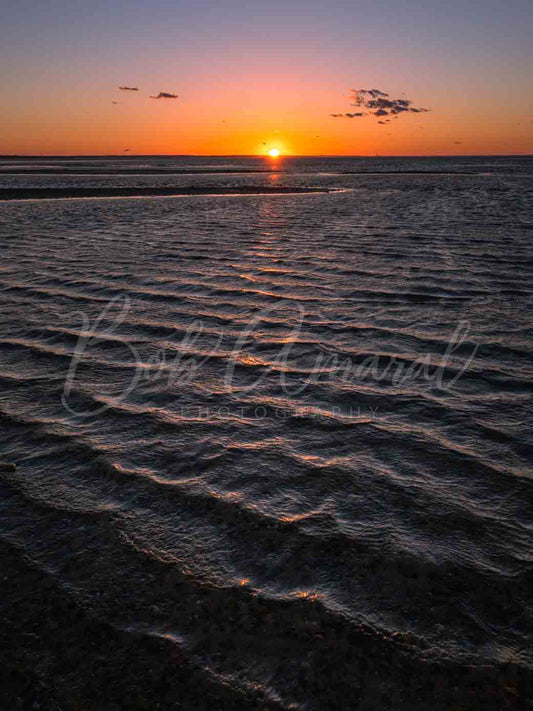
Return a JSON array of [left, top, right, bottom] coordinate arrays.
[[1, 0, 532, 155]]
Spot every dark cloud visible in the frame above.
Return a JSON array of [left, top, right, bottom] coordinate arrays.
[[454, 141, 462, 145], [330, 112, 365, 118], [369, 98, 399, 110], [119, 86, 139, 91], [352, 89, 389, 101], [332, 88, 430, 123], [150, 92, 178, 99], [112, 101, 118, 105]]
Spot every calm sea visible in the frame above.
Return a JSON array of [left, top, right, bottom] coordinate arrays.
[[1, 155, 532, 709]]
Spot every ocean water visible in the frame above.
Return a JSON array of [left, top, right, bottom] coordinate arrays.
[[1, 156, 532, 708]]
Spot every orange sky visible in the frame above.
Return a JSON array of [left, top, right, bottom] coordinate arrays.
[[2, 0, 532, 155]]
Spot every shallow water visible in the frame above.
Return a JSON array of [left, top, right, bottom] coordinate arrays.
[[1, 156, 532, 708]]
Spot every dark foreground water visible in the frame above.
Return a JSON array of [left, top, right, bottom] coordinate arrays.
[[0, 155, 532, 709]]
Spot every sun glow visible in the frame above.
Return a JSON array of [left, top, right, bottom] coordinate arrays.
[[268, 148, 280, 157]]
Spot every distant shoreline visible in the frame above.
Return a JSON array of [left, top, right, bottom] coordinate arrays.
[[0, 186, 336, 201]]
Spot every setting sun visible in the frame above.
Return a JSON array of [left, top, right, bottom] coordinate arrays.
[[268, 148, 280, 157]]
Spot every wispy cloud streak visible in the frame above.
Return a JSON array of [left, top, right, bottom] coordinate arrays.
[[149, 91, 178, 99]]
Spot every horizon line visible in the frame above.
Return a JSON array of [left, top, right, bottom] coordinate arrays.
[[1, 153, 532, 159]]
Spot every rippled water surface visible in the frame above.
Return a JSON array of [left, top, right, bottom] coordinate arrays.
[[1, 156, 532, 708]]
